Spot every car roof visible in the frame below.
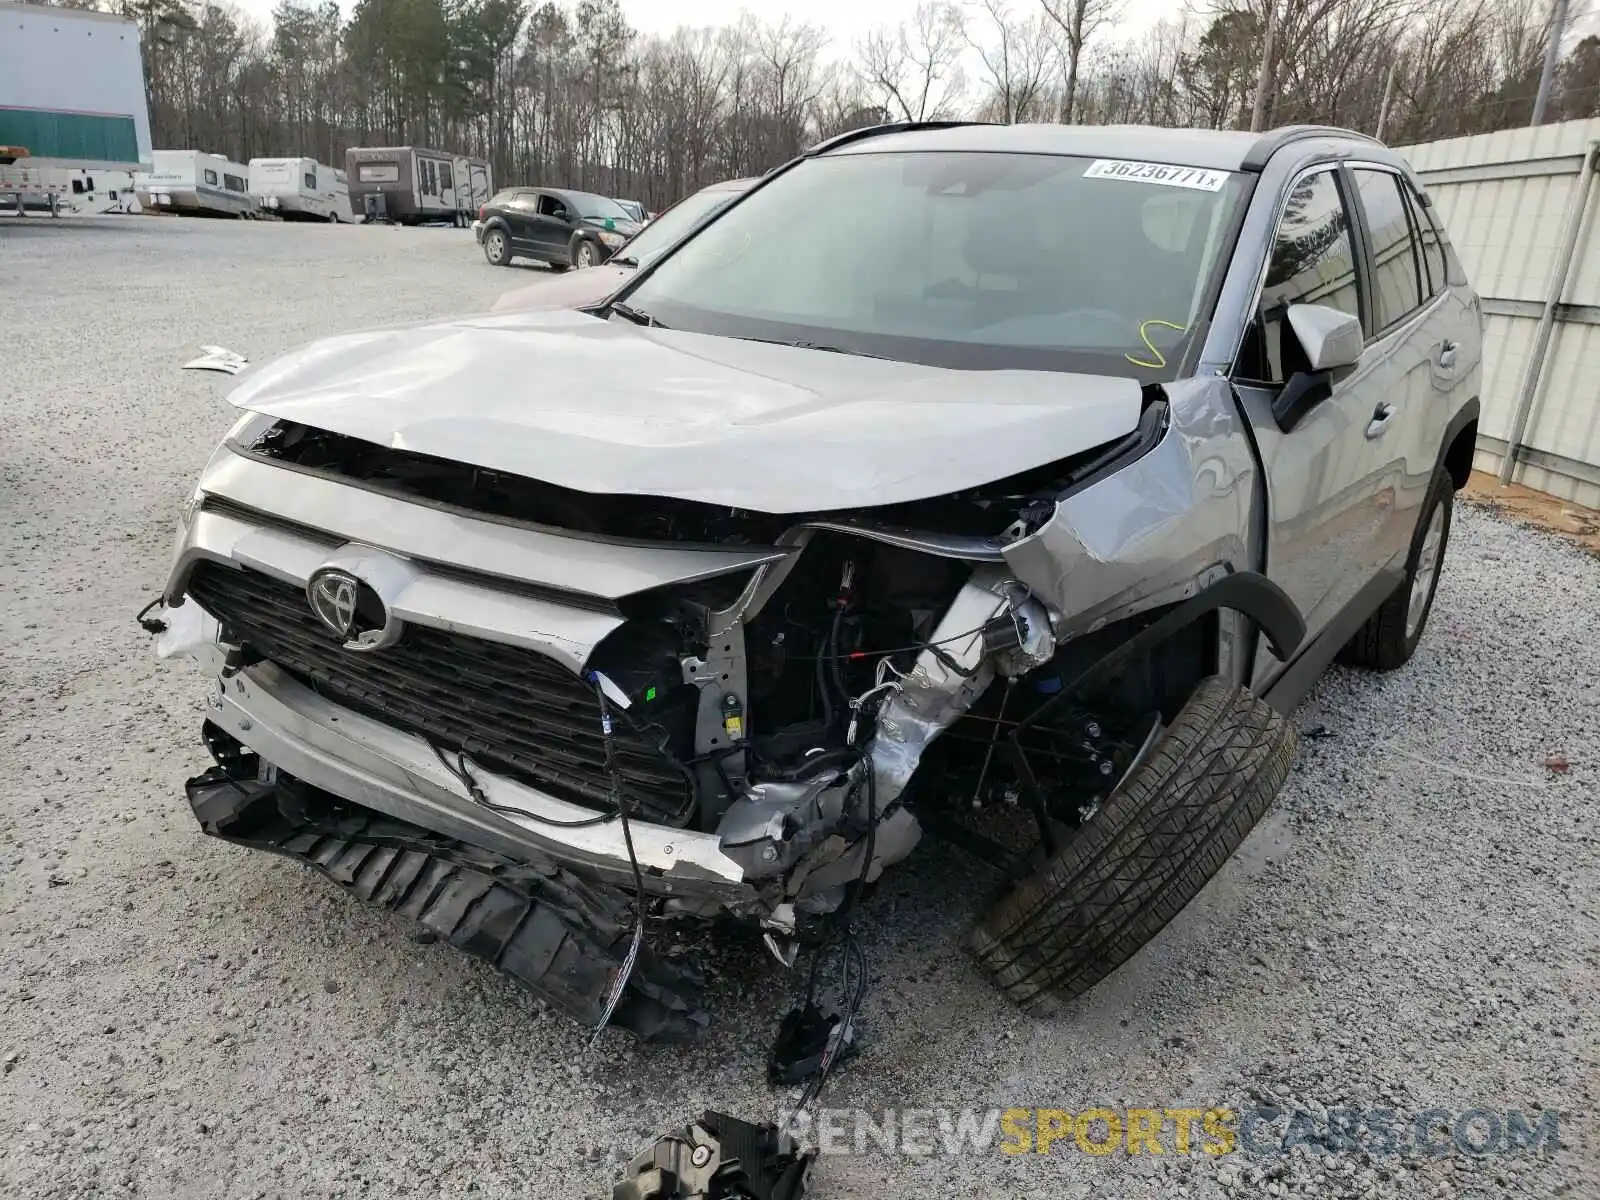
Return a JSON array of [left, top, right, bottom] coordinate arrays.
[[821, 123, 1386, 173]]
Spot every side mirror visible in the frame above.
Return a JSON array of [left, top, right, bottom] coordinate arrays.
[[1269, 304, 1361, 433], [1285, 303, 1362, 373]]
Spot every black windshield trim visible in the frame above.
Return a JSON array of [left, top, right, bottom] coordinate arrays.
[[642, 305, 1173, 383]]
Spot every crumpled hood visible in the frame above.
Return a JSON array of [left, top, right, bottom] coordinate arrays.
[[226, 309, 1144, 513]]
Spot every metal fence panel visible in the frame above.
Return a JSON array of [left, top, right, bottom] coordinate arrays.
[[1401, 119, 1600, 507]]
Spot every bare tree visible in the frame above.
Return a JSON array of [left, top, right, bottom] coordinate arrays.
[[1040, 0, 1124, 123], [857, 2, 967, 121], [963, 0, 1060, 122]]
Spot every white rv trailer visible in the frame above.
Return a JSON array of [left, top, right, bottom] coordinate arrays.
[[0, 2, 153, 216], [455, 155, 492, 217], [345, 146, 492, 225], [0, 165, 138, 216], [57, 168, 139, 213], [248, 156, 352, 222], [134, 150, 257, 217]]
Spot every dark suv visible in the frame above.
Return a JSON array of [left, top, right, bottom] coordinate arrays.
[[476, 187, 642, 271]]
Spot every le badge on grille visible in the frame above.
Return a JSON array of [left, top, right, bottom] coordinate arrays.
[[305, 547, 415, 652]]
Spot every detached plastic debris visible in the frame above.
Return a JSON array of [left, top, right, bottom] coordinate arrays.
[[182, 344, 249, 375], [612, 1111, 815, 1200], [767, 1003, 856, 1087]]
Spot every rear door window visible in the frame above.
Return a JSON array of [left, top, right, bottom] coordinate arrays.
[[1352, 169, 1424, 332]]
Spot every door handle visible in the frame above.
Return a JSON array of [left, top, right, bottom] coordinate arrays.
[[1438, 339, 1458, 370], [1365, 402, 1396, 440]]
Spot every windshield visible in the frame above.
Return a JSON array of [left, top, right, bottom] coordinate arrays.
[[570, 192, 633, 222], [615, 186, 744, 268], [625, 151, 1249, 379]]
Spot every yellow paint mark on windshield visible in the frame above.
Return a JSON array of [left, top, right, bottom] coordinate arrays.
[[1125, 320, 1188, 370]]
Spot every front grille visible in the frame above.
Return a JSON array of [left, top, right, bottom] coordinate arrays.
[[186, 561, 697, 825]]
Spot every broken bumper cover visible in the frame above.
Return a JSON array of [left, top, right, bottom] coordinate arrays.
[[160, 600, 754, 902], [186, 762, 709, 1041]]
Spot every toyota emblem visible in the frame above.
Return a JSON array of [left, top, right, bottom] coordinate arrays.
[[308, 570, 360, 637], [304, 553, 410, 652]]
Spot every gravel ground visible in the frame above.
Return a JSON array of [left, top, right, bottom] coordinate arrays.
[[1, 216, 1596, 1200]]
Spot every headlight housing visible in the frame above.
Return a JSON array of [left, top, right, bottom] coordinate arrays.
[[598, 230, 626, 248]]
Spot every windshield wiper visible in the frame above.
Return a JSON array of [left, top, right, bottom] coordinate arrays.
[[736, 336, 886, 360], [609, 254, 641, 268], [609, 301, 663, 327]]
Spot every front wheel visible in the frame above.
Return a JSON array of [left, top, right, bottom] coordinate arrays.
[[1340, 465, 1454, 671], [573, 238, 598, 269], [482, 228, 512, 267], [968, 676, 1296, 1012]]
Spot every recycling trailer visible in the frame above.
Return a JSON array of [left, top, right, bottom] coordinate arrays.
[[249, 156, 352, 222], [345, 146, 491, 225], [134, 150, 257, 217], [0, 2, 153, 216]]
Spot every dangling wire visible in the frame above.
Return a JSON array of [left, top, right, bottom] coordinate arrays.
[[587, 683, 647, 1049]]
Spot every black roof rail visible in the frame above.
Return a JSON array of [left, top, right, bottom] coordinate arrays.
[[1242, 124, 1385, 170], [803, 120, 999, 158]]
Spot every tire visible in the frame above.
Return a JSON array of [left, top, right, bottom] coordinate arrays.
[[967, 676, 1296, 1013], [573, 238, 597, 269], [482, 227, 512, 267], [1340, 465, 1454, 671]]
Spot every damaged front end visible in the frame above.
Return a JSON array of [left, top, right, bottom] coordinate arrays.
[[156, 366, 1269, 1039]]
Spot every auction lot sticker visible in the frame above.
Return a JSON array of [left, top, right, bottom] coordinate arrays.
[[1083, 160, 1229, 191]]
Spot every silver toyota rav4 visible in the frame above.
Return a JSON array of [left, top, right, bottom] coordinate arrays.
[[153, 123, 1481, 1042]]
